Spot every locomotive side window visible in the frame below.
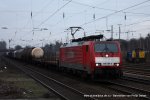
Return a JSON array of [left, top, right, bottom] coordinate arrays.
[[95, 43, 118, 52], [86, 45, 88, 52]]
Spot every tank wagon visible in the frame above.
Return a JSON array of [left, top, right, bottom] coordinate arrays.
[[31, 47, 44, 59], [14, 49, 24, 59], [14, 47, 44, 62]]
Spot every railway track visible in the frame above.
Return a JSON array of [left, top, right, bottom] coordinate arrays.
[[123, 70, 150, 76], [9, 61, 125, 100], [98, 64, 150, 100], [4, 57, 150, 100], [11, 63, 97, 100], [25, 65, 149, 100], [123, 73, 150, 85], [123, 62, 150, 76], [123, 63, 150, 68], [124, 67, 150, 72], [3, 58, 134, 100], [99, 78, 150, 100]]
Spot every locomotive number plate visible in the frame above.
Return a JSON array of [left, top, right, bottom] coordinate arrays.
[[101, 62, 114, 66]]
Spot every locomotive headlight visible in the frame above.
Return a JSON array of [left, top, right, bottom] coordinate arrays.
[[96, 63, 99, 66], [116, 63, 119, 66], [106, 54, 108, 57], [114, 63, 119, 66], [96, 63, 101, 66]]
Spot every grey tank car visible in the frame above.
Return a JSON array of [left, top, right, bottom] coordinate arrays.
[[13, 47, 44, 60]]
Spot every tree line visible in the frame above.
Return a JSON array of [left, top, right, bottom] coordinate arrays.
[[120, 33, 150, 52], [1, 33, 150, 53], [0, 41, 6, 50]]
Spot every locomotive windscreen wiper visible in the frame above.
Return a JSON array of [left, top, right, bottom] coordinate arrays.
[[102, 44, 110, 52]]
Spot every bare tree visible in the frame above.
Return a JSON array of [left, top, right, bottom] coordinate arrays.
[[15, 45, 22, 50], [0, 41, 7, 50]]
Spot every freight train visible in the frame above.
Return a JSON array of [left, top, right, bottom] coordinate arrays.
[[126, 48, 146, 63], [6, 35, 123, 79]]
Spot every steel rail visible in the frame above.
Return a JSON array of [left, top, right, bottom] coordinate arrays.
[[102, 80, 150, 100], [10, 60, 96, 100]]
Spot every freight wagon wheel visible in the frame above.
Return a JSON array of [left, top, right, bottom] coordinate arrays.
[[81, 71, 88, 79], [89, 73, 95, 80]]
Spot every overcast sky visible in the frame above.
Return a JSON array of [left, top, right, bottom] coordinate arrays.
[[0, 0, 150, 48]]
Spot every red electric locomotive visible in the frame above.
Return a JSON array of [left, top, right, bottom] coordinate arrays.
[[59, 35, 123, 78]]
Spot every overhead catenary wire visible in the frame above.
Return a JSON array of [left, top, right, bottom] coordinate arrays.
[[15, 0, 55, 41], [70, 0, 116, 12], [126, 19, 150, 26], [106, 15, 150, 31], [36, 17, 150, 43], [17, 0, 150, 38], [70, 0, 150, 16], [1, 0, 150, 16], [80, 0, 150, 27], [32, 0, 55, 18], [36, 0, 150, 38], [45, 0, 150, 32], [39, 0, 150, 38], [37, 0, 72, 27], [4, 0, 150, 47]]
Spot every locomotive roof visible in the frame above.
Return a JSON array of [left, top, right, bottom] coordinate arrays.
[[72, 34, 103, 42], [61, 41, 119, 48], [61, 41, 86, 48]]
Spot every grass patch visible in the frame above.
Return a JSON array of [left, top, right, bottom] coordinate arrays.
[[0, 59, 56, 99]]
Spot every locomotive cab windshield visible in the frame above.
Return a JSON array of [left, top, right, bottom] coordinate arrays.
[[95, 43, 118, 53], [94, 42, 121, 68]]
